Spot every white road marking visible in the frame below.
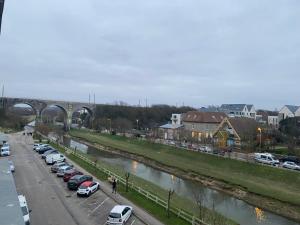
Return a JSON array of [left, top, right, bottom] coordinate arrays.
[[79, 196, 92, 205], [130, 219, 136, 225], [88, 197, 109, 216]]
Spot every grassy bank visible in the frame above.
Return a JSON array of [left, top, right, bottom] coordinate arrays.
[[69, 129, 300, 208], [48, 141, 235, 225]]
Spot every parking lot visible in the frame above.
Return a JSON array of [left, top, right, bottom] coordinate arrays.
[[9, 133, 146, 225]]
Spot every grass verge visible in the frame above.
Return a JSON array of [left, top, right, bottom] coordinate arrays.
[[69, 129, 300, 207]]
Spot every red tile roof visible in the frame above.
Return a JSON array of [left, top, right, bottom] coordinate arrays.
[[182, 111, 227, 123]]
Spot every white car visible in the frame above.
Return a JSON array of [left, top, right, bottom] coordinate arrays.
[[33, 143, 43, 150], [107, 205, 133, 225], [8, 160, 15, 172], [254, 153, 280, 166], [282, 161, 300, 170], [77, 181, 100, 196], [199, 146, 212, 153], [35, 144, 49, 152], [57, 165, 73, 177], [46, 153, 65, 165], [18, 195, 30, 225], [0, 146, 10, 156]]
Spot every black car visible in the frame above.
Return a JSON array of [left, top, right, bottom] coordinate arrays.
[[67, 175, 93, 190], [38, 146, 53, 154], [41, 149, 58, 159], [280, 156, 300, 164]]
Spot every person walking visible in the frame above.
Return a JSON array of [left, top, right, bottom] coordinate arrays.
[[112, 178, 117, 194]]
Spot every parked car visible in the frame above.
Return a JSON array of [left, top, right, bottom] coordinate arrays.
[[35, 144, 49, 152], [107, 205, 133, 225], [46, 153, 65, 165], [199, 146, 213, 153], [77, 181, 100, 196], [0, 146, 10, 156], [8, 160, 15, 172], [57, 165, 74, 177], [37, 146, 53, 154], [33, 143, 44, 151], [282, 161, 300, 170], [67, 175, 93, 190], [51, 162, 71, 173], [18, 195, 31, 225], [280, 156, 300, 164], [41, 149, 58, 159], [63, 170, 83, 182], [254, 153, 280, 166]]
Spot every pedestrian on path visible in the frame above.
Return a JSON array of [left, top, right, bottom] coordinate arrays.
[[112, 178, 117, 194]]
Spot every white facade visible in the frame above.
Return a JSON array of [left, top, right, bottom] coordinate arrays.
[[220, 104, 256, 119], [171, 114, 182, 125], [268, 116, 279, 128], [278, 105, 299, 120]]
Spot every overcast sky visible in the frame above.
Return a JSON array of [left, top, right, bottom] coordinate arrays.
[[0, 0, 299, 110]]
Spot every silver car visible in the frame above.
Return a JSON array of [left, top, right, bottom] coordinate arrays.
[[283, 161, 300, 170]]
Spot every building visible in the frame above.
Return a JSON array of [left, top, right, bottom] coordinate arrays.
[[0, 158, 25, 225], [279, 105, 300, 120], [256, 110, 279, 129], [219, 104, 256, 119], [158, 113, 183, 140], [158, 123, 184, 140], [213, 117, 260, 149], [182, 111, 227, 140]]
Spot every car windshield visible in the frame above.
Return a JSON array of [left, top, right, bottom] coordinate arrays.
[[21, 206, 28, 216], [109, 213, 121, 218]]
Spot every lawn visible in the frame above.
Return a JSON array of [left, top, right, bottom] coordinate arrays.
[[69, 129, 300, 207]]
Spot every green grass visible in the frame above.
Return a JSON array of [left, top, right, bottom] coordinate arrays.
[[69, 129, 300, 207]]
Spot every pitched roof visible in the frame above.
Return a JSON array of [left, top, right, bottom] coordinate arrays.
[[182, 111, 227, 123], [285, 105, 300, 114], [246, 104, 254, 111], [220, 104, 247, 112], [227, 117, 259, 138]]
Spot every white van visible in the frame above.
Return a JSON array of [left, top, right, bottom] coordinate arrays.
[[254, 153, 279, 166], [45, 153, 65, 165], [0, 146, 10, 156], [18, 195, 30, 225]]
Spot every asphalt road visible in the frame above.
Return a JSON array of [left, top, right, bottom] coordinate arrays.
[[9, 133, 146, 225]]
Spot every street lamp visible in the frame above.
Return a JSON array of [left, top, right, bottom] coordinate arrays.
[[107, 118, 111, 133], [258, 127, 262, 151], [136, 119, 139, 130]]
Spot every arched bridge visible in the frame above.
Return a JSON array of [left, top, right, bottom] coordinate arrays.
[[2, 97, 96, 129]]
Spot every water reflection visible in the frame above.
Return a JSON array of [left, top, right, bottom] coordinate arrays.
[[63, 137, 299, 225]]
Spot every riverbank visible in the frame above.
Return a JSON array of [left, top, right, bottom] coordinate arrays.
[[69, 129, 300, 223]]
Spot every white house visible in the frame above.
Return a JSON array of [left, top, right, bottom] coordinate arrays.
[[220, 104, 256, 119], [170, 114, 182, 125], [279, 105, 300, 120]]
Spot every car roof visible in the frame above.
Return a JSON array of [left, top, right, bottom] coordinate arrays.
[[71, 175, 83, 179], [81, 181, 93, 187], [111, 205, 130, 213]]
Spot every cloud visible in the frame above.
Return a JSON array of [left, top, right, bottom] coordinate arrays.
[[0, 0, 300, 109]]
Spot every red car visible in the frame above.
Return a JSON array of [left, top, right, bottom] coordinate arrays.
[[63, 170, 83, 182]]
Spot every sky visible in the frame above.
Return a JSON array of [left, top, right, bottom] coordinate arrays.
[[0, 0, 300, 110]]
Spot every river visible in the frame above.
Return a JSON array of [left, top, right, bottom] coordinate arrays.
[[63, 136, 298, 225]]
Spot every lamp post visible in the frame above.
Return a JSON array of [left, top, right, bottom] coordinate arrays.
[[258, 127, 262, 151], [107, 118, 111, 133], [136, 119, 139, 130]]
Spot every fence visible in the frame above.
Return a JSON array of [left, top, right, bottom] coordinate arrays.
[[37, 133, 209, 225]]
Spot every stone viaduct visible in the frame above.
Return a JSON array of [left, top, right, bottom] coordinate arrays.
[[2, 97, 96, 129]]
